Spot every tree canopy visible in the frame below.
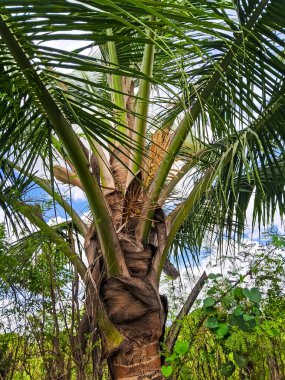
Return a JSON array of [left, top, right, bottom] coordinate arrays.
[[0, 0, 285, 378]]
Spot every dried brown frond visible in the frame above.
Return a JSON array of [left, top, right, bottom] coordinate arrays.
[[53, 165, 84, 190], [110, 146, 131, 191], [105, 190, 124, 229], [122, 172, 145, 233], [123, 77, 135, 132]]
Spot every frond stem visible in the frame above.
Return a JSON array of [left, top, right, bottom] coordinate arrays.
[[131, 18, 156, 175], [106, 28, 127, 140]]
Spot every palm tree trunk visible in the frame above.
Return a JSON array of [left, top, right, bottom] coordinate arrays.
[[84, 220, 167, 379], [108, 341, 162, 379], [79, 181, 172, 380], [102, 276, 165, 379]]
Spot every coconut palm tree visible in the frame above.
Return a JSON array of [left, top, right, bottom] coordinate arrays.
[[0, 0, 285, 378]]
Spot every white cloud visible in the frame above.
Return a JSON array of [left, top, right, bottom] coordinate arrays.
[[42, 39, 87, 52], [70, 186, 86, 202], [80, 211, 92, 225], [56, 182, 87, 202], [48, 216, 67, 226], [0, 208, 4, 224], [244, 195, 284, 241], [39, 38, 92, 73]]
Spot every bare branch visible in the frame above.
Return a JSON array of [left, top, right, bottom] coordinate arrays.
[[165, 271, 207, 352]]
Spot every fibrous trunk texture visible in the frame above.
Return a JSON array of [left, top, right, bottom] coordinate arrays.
[[103, 276, 164, 379], [82, 197, 168, 379], [109, 342, 162, 379]]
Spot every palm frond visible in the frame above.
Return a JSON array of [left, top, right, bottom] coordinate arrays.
[[168, 82, 285, 265]]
